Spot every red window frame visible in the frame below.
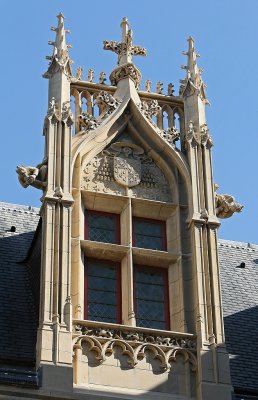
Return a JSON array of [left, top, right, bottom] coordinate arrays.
[[133, 265, 170, 330], [84, 258, 122, 324], [84, 210, 121, 244], [132, 217, 167, 251]]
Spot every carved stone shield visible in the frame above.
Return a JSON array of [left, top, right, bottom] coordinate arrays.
[[114, 157, 141, 187]]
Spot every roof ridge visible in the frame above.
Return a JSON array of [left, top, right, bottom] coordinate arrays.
[[219, 238, 258, 250], [0, 201, 40, 214]]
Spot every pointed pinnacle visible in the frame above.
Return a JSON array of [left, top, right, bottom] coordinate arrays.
[[57, 12, 65, 19]]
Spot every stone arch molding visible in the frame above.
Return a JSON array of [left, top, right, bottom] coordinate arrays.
[[71, 81, 192, 208], [73, 336, 197, 373]]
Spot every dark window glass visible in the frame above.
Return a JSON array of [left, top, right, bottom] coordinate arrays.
[[85, 211, 120, 244], [133, 218, 166, 250], [85, 260, 121, 323], [134, 266, 169, 329]]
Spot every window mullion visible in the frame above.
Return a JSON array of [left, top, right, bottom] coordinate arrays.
[[121, 197, 136, 326]]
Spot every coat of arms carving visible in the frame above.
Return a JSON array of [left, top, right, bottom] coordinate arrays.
[[103, 140, 146, 188], [114, 157, 141, 187], [81, 136, 172, 202]]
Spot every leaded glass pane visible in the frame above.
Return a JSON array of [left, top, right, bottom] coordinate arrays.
[[86, 260, 120, 323], [87, 212, 119, 244], [133, 219, 165, 250], [135, 267, 168, 330]]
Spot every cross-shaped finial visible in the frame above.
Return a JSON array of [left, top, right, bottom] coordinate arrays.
[[103, 17, 147, 66]]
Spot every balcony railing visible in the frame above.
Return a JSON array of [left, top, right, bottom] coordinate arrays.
[[73, 319, 197, 372]]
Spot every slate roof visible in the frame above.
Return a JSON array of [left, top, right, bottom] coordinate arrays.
[[0, 201, 257, 397], [0, 202, 40, 367], [219, 239, 258, 396]]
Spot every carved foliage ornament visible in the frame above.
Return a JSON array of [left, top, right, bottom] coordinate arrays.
[[109, 63, 142, 89], [78, 112, 100, 132], [159, 127, 180, 148], [137, 100, 161, 125], [95, 91, 121, 116]]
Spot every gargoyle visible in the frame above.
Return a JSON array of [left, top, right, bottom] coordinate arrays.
[[215, 184, 243, 219], [16, 157, 48, 190]]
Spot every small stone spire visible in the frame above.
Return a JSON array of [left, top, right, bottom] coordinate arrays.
[[103, 17, 146, 66], [182, 37, 202, 87], [43, 12, 73, 79], [180, 36, 209, 103]]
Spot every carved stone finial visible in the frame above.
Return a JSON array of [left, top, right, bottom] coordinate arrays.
[[43, 12, 73, 79], [16, 158, 48, 191], [180, 36, 209, 104], [167, 83, 175, 96], [103, 18, 146, 89], [103, 17, 146, 66], [156, 81, 163, 94], [99, 72, 106, 84], [76, 66, 83, 80], [88, 69, 94, 82], [214, 184, 243, 219], [145, 80, 152, 92]]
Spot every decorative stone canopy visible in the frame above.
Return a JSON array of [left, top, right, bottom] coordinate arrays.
[[103, 17, 146, 89]]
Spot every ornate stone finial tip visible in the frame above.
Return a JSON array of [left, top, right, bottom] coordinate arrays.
[[57, 12, 65, 19]]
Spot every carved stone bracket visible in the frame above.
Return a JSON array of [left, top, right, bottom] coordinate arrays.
[[78, 112, 100, 133], [109, 63, 142, 89], [73, 323, 197, 372], [215, 184, 243, 219], [159, 126, 180, 148]]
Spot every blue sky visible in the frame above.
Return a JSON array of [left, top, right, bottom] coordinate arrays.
[[0, 0, 257, 243]]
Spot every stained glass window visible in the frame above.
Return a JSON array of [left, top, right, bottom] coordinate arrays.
[[133, 218, 166, 250], [85, 259, 121, 323], [85, 211, 120, 244], [134, 266, 169, 329]]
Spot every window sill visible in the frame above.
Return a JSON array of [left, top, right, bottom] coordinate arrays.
[[81, 239, 129, 261]]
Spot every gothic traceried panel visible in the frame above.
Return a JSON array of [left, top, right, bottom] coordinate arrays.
[[81, 138, 172, 202]]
